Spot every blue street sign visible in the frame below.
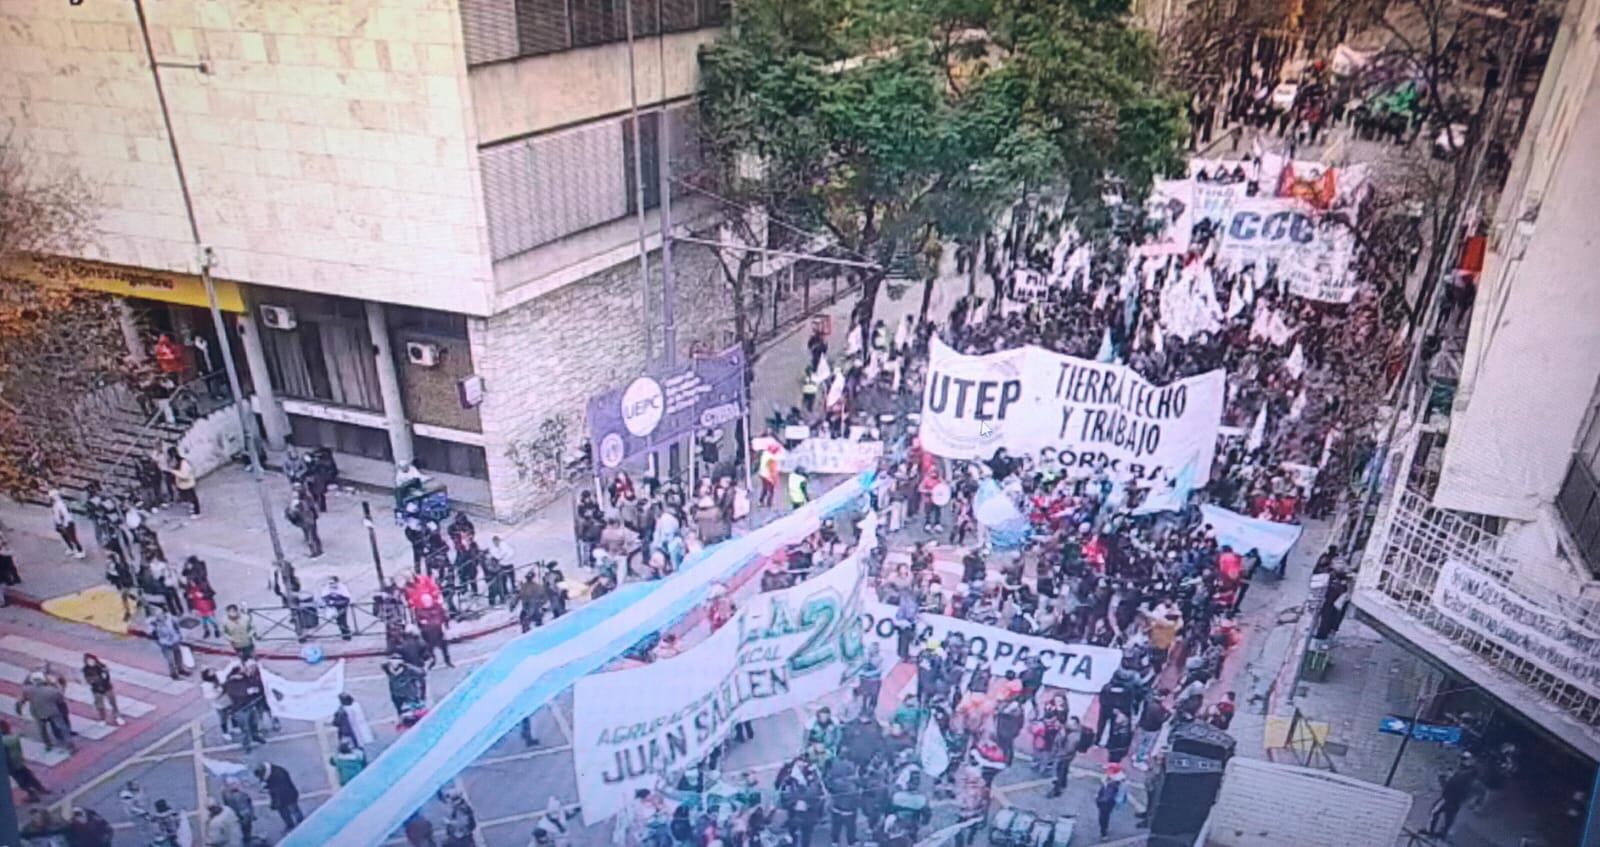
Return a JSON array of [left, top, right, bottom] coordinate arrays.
[[1379, 715, 1463, 744]]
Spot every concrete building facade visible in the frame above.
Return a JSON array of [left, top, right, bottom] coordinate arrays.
[[0, 0, 733, 517], [1353, 0, 1600, 760]]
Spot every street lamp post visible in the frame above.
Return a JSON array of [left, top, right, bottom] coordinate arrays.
[[131, 0, 292, 582]]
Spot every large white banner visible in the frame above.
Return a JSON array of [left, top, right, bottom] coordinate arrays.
[[782, 438, 883, 474], [1143, 179, 1194, 254], [1193, 181, 1245, 231], [1431, 561, 1600, 700], [1217, 197, 1320, 264], [859, 603, 1121, 694], [920, 339, 1224, 483], [259, 661, 346, 722], [574, 551, 871, 821], [1281, 226, 1359, 303]]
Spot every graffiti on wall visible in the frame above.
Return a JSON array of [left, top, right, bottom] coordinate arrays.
[[505, 415, 570, 489]]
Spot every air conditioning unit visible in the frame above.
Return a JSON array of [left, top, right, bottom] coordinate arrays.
[[259, 304, 296, 331], [406, 341, 442, 367]]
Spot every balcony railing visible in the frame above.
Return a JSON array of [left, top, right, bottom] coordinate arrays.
[[1357, 487, 1600, 734]]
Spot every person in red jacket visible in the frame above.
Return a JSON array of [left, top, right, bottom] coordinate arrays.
[[404, 571, 444, 612], [412, 593, 453, 668], [187, 580, 220, 638], [153, 334, 185, 375]]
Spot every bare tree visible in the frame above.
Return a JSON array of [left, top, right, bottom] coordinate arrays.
[[0, 135, 123, 499]]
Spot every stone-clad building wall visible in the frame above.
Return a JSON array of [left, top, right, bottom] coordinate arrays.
[[0, 0, 494, 314]]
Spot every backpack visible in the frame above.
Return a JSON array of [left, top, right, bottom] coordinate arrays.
[[1096, 779, 1121, 806]]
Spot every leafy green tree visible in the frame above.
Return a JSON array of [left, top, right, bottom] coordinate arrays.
[[697, 0, 1185, 334]]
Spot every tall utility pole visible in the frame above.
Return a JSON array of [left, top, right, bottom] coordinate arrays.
[[623, 0, 655, 366], [656, 0, 678, 370], [132, 0, 291, 580]]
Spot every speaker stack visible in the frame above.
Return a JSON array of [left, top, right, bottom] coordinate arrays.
[[1168, 720, 1237, 763], [1143, 720, 1235, 846]]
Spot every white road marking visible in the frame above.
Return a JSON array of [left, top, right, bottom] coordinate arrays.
[[0, 635, 191, 695]]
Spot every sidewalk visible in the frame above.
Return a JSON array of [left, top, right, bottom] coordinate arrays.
[[1289, 623, 1553, 846], [0, 464, 583, 655]]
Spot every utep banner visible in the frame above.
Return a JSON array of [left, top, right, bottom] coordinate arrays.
[[859, 603, 1120, 695], [574, 542, 874, 821], [589, 346, 747, 469], [920, 338, 1224, 483]]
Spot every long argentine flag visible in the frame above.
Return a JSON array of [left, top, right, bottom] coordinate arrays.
[[283, 473, 876, 847]]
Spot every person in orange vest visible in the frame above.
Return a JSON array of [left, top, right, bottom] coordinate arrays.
[[757, 444, 782, 508]]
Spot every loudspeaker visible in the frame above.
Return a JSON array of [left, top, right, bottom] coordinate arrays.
[[1147, 752, 1224, 837], [1169, 720, 1237, 763]]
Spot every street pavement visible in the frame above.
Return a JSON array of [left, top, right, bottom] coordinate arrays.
[[6, 514, 1313, 847]]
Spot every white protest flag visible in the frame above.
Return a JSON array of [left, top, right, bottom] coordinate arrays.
[[1092, 275, 1112, 310], [1226, 272, 1248, 319], [1287, 390, 1308, 421], [918, 717, 951, 777], [813, 354, 833, 385], [1250, 305, 1294, 347], [259, 661, 346, 722], [1319, 426, 1341, 468], [1191, 264, 1224, 334], [1050, 228, 1075, 279], [1245, 405, 1268, 451], [847, 323, 864, 356], [203, 758, 250, 778], [826, 373, 845, 408], [1095, 327, 1115, 363], [1285, 342, 1306, 379]]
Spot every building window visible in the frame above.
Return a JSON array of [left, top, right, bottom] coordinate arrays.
[[481, 118, 629, 260], [257, 294, 384, 412], [480, 104, 697, 260], [416, 435, 490, 480], [623, 110, 662, 214], [1558, 390, 1600, 575], [571, 0, 628, 47], [517, 0, 572, 55], [463, 0, 721, 67]]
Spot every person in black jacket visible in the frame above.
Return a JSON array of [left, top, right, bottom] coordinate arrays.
[[255, 761, 303, 832], [825, 758, 860, 845]]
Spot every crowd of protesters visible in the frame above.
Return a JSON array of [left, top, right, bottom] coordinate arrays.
[[594, 136, 1397, 847]]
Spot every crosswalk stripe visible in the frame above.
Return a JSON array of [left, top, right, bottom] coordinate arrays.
[[0, 694, 117, 740], [17, 734, 71, 768], [0, 663, 156, 718], [0, 634, 190, 695]]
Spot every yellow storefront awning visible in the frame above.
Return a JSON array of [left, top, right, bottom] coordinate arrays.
[[3, 255, 246, 313]]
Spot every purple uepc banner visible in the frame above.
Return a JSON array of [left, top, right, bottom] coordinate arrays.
[[587, 346, 747, 469]]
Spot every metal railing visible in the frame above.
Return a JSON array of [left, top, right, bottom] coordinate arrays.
[[242, 561, 548, 644], [1358, 486, 1600, 729], [92, 368, 231, 494]]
